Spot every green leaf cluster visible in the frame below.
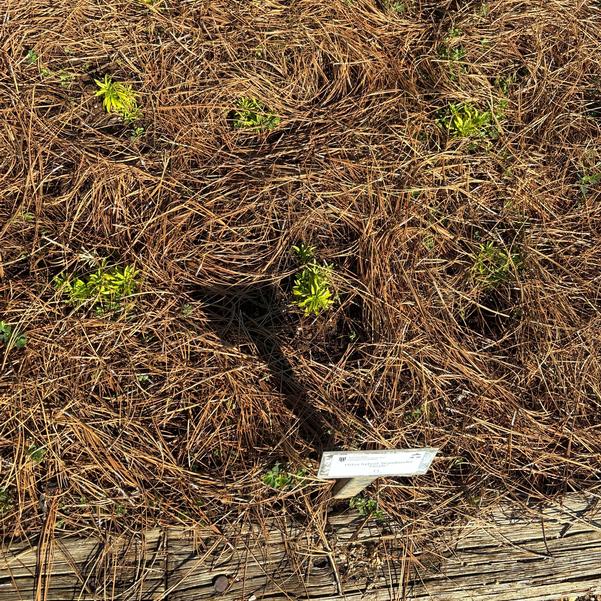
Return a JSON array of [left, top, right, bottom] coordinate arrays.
[[471, 241, 521, 288], [0, 321, 27, 349], [54, 261, 138, 311], [95, 75, 141, 122], [262, 463, 305, 490], [292, 262, 334, 316], [439, 102, 497, 138], [232, 97, 280, 131], [349, 495, 385, 521]]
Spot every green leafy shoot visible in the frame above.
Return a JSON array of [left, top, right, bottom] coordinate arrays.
[[0, 321, 27, 349], [26, 49, 39, 64], [54, 261, 138, 312], [349, 495, 385, 522], [471, 241, 521, 288], [292, 262, 334, 316], [28, 444, 46, 464], [0, 490, 11, 515], [232, 97, 280, 131], [579, 170, 601, 196], [292, 242, 316, 264], [263, 463, 305, 490], [95, 75, 141, 122], [438, 103, 496, 139]]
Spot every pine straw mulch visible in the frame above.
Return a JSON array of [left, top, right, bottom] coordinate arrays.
[[1, 0, 601, 553]]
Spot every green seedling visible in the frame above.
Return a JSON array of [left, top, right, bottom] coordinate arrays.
[[54, 260, 138, 312], [263, 463, 305, 490], [349, 495, 385, 521], [27, 444, 46, 464], [95, 75, 141, 122], [26, 49, 38, 64], [292, 242, 316, 264], [130, 126, 145, 140], [439, 103, 496, 139], [579, 170, 601, 196], [471, 241, 521, 288], [292, 262, 334, 316], [0, 321, 27, 349], [232, 97, 280, 131], [0, 490, 11, 515]]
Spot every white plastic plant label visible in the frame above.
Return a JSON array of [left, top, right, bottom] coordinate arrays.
[[318, 448, 438, 479]]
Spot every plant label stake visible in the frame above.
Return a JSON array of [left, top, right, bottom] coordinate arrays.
[[318, 448, 438, 499]]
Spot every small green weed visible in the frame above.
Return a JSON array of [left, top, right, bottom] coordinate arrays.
[[263, 463, 305, 490], [439, 103, 497, 139], [349, 495, 385, 521], [471, 241, 521, 287], [232, 97, 280, 131], [0, 490, 11, 515], [292, 242, 316, 264], [0, 321, 27, 349], [579, 170, 601, 196], [54, 261, 138, 312], [26, 49, 38, 64], [292, 262, 334, 316], [130, 126, 145, 140], [95, 75, 141, 122], [27, 444, 46, 464]]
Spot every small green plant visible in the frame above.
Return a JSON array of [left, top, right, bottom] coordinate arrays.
[[232, 97, 280, 131], [95, 75, 141, 122], [292, 242, 316, 264], [0, 321, 27, 349], [54, 260, 138, 312], [579, 170, 601, 196], [0, 490, 11, 515], [349, 495, 385, 521], [471, 241, 521, 287], [130, 126, 145, 140], [263, 463, 305, 490], [26, 49, 38, 64], [27, 444, 46, 464], [439, 103, 496, 139], [292, 262, 334, 316]]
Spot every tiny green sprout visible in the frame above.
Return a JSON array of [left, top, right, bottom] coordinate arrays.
[[349, 495, 385, 521], [438, 102, 497, 139], [57, 70, 75, 88], [0, 321, 27, 349], [405, 406, 423, 423], [471, 241, 521, 288], [26, 49, 38, 64], [579, 170, 601, 196], [137, 373, 151, 385], [292, 262, 334, 316], [95, 75, 141, 122], [292, 242, 316, 264], [27, 444, 46, 464], [0, 490, 11, 515], [262, 463, 305, 490], [232, 97, 280, 131], [54, 260, 138, 311], [130, 126, 145, 140]]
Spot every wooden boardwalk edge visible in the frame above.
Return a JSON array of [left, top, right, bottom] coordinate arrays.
[[1, 493, 600, 601]]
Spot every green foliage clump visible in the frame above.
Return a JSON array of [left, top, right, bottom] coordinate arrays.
[[349, 495, 385, 521], [439, 102, 496, 139], [28, 444, 46, 464], [262, 463, 305, 490], [292, 242, 316, 264], [232, 97, 280, 131], [579, 170, 601, 196], [292, 262, 334, 316], [95, 75, 141, 122], [54, 261, 138, 312], [0, 490, 11, 515], [471, 241, 521, 288], [0, 321, 27, 349]]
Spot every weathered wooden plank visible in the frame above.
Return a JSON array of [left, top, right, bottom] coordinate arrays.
[[1, 494, 600, 601]]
